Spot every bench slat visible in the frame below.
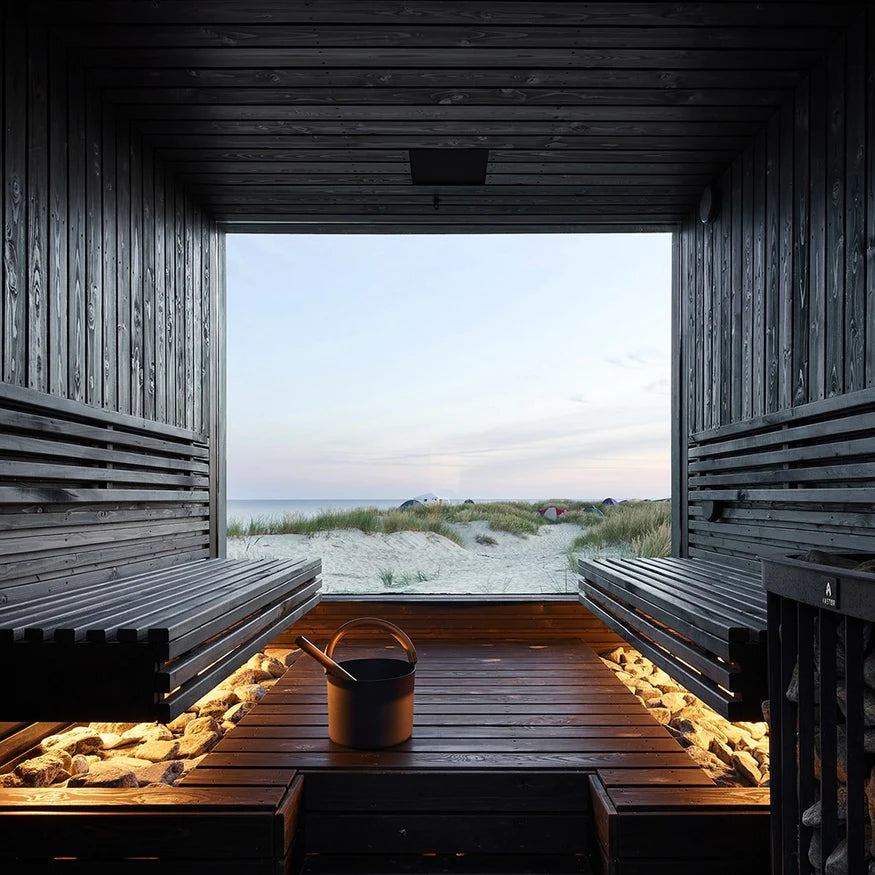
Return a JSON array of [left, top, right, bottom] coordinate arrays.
[[580, 571, 734, 662], [622, 558, 766, 616], [578, 557, 767, 720], [580, 592, 761, 720], [63, 561, 285, 642], [0, 559, 213, 632], [157, 591, 322, 721], [156, 583, 323, 691], [585, 559, 763, 641], [73, 563, 285, 643], [582, 587, 739, 689], [643, 557, 765, 597], [135, 559, 319, 641], [21, 560, 271, 642]]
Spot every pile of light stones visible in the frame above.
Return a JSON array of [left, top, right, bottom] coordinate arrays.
[[600, 645, 770, 787], [0, 647, 300, 790]]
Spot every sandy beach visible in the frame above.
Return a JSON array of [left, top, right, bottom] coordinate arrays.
[[227, 521, 629, 595]]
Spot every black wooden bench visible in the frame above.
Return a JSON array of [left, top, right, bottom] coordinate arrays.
[[0, 557, 322, 722], [0, 384, 323, 723], [579, 557, 767, 720]]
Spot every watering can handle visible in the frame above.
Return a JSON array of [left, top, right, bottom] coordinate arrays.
[[325, 617, 418, 665]]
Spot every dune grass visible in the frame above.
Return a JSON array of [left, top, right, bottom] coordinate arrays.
[[631, 521, 672, 558], [570, 501, 672, 558], [226, 507, 464, 545], [227, 499, 605, 541]]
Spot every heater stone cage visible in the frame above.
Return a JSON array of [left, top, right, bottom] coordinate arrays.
[[764, 554, 875, 875]]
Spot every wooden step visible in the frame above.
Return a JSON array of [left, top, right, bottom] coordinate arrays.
[[299, 853, 592, 873]]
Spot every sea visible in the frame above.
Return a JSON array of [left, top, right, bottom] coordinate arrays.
[[226, 498, 515, 525]]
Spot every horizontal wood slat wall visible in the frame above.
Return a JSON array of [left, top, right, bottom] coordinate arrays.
[[0, 382, 211, 601], [0, 7, 218, 433], [677, 5, 874, 559], [686, 388, 875, 570]]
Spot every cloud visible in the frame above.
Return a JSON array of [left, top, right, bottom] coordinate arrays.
[[643, 378, 671, 396], [607, 348, 665, 369], [568, 394, 588, 404]]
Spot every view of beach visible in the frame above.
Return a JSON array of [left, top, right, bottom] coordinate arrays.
[[226, 234, 672, 593], [226, 499, 670, 594]]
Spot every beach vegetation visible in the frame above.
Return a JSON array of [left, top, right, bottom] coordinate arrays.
[[631, 521, 672, 558], [378, 568, 435, 588], [378, 569, 397, 587], [226, 507, 464, 545], [227, 499, 671, 557], [571, 501, 671, 557]]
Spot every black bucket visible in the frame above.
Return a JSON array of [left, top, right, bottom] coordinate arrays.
[[324, 618, 417, 749]]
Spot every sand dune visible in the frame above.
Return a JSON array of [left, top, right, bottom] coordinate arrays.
[[227, 521, 626, 595]]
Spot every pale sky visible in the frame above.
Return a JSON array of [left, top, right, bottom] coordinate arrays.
[[226, 233, 672, 500]]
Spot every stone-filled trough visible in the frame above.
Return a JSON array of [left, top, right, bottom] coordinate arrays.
[[0, 647, 300, 790], [599, 645, 770, 788]]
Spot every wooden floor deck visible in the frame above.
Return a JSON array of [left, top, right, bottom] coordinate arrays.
[[200, 639, 696, 773], [184, 600, 770, 873]]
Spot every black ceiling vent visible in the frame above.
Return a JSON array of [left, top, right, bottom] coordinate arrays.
[[409, 149, 488, 185]]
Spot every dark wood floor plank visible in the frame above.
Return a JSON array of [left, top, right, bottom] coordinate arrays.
[[199, 631, 699, 778]]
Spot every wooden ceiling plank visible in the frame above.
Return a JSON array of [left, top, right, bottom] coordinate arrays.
[[105, 86, 792, 108], [122, 104, 779, 122], [163, 161, 729, 176], [214, 222, 679, 234], [158, 149, 739, 165], [88, 67, 811, 90], [203, 202, 686, 216], [152, 138, 752, 156], [55, 24, 844, 52], [202, 202, 692, 212], [212, 216, 685, 227], [134, 119, 766, 136], [76, 46, 826, 70], [177, 172, 714, 186], [182, 185, 700, 197], [45, 2, 853, 29]]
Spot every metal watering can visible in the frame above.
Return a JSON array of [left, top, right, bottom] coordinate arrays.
[[296, 617, 417, 749]]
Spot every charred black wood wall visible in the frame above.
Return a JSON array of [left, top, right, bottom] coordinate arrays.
[[675, 8, 875, 567], [0, 11, 219, 428], [0, 9, 225, 587]]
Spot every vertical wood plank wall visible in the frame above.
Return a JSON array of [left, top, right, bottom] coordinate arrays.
[[0, 10, 219, 435], [675, 9, 874, 556], [0, 10, 224, 576]]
